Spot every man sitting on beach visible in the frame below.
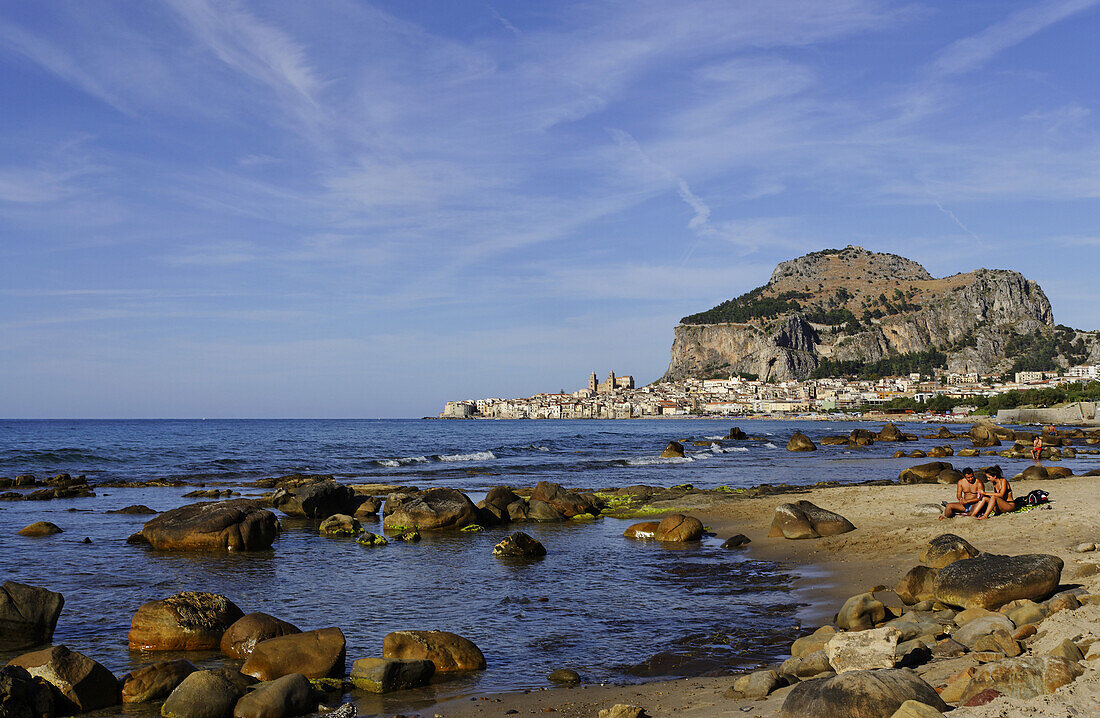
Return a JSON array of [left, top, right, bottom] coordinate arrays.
[[975, 466, 1016, 519], [941, 467, 984, 519]]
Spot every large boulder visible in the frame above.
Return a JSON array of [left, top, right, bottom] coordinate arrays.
[[0, 582, 64, 651], [350, 657, 434, 693], [787, 432, 817, 451], [895, 566, 938, 604], [623, 522, 660, 539], [530, 481, 597, 518], [492, 532, 546, 558], [897, 462, 952, 484], [8, 645, 119, 712], [780, 669, 947, 718], [769, 501, 854, 540], [128, 592, 244, 651], [382, 630, 486, 673], [221, 613, 302, 659], [240, 628, 346, 681], [654, 514, 704, 542], [876, 424, 904, 442], [161, 670, 243, 718], [934, 554, 1063, 610], [659, 441, 685, 458], [382, 488, 479, 530], [137, 500, 278, 551], [959, 655, 1084, 702], [271, 481, 359, 519], [232, 673, 314, 718], [120, 659, 196, 703], [0, 665, 55, 718], [919, 534, 980, 568]]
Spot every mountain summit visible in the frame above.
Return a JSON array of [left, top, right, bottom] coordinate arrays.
[[664, 245, 1098, 381]]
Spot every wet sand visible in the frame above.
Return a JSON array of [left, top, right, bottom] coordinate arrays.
[[430, 474, 1100, 717]]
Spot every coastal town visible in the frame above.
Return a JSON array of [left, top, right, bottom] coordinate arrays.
[[441, 366, 1100, 420]]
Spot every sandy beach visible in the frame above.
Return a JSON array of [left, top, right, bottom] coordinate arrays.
[[430, 475, 1100, 717]]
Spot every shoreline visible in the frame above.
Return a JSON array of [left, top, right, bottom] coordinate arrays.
[[427, 475, 1100, 717]]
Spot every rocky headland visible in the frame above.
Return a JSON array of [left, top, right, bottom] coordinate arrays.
[[665, 245, 1100, 381]]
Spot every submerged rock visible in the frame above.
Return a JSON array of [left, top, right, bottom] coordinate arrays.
[[659, 441, 685, 458], [654, 514, 704, 542], [382, 488, 479, 530], [128, 592, 244, 651], [350, 658, 434, 693], [786, 432, 817, 452], [137, 499, 278, 551], [492, 532, 546, 558], [16, 522, 63, 537], [221, 613, 302, 659], [0, 581, 64, 651], [120, 659, 196, 703], [382, 630, 486, 673], [271, 481, 360, 519], [241, 628, 346, 682]]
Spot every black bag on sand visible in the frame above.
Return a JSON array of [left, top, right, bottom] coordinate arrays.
[[1024, 489, 1049, 506]]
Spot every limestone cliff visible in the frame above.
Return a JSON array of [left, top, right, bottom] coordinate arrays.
[[664, 246, 1097, 381]]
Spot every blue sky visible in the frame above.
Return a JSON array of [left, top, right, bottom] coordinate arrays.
[[2, 0, 1100, 418]]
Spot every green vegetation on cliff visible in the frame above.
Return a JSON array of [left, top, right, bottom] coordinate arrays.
[[681, 287, 810, 325], [811, 350, 947, 380]]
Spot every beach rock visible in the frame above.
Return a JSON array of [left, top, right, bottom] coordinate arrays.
[[821, 436, 850, 445], [0, 581, 64, 651], [877, 424, 904, 442], [1049, 638, 1085, 663], [897, 462, 952, 484], [128, 592, 244, 651], [355, 532, 387, 547], [786, 432, 816, 451], [794, 650, 832, 678], [526, 499, 564, 522], [769, 501, 854, 540], [598, 706, 647, 718], [161, 670, 243, 718], [16, 522, 63, 537], [137, 499, 278, 551], [492, 532, 546, 558], [232, 673, 314, 718], [350, 658, 434, 693], [654, 514, 704, 542], [241, 628, 346, 681], [8, 645, 119, 712], [779, 669, 947, 718], [919, 534, 980, 568], [0, 664, 55, 718], [959, 655, 1084, 702], [382, 488, 479, 530], [221, 613, 302, 659], [1045, 590, 1081, 614], [826, 628, 900, 673], [957, 448, 980, 457], [318, 514, 361, 536], [836, 593, 886, 631], [1002, 599, 1046, 626], [727, 427, 748, 440], [935, 468, 960, 484], [728, 670, 781, 699], [912, 504, 943, 517], [353, 497, 382, 517], [721, 534, 751, 549], [972, 629, 1022, 658], [952, 615, 1015, 649], [1046, 466, 1074, 478], [530, 481, 597, 518], [933, 553, 1063, 610], [909, 451, 926, 458], [120, 659, 196, 703], [623, 522, 660, 539], [271, 481, 359, 519], [547, 668, 581, 684], [1018, 465, 1048, 481], [659, 441, 685, 458], [382, 630, 485, 673], [791, 627, 836, 658], [889, 701, 945, 718]]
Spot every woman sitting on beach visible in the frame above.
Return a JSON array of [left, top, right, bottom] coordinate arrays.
[[941, 467, 984, 519], [975, 466, 1016, 519]]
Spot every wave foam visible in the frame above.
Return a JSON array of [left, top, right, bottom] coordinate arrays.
[[436, 451, 496, 462]]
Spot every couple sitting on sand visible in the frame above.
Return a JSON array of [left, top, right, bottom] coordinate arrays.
[[941, 466, 1016, 520]]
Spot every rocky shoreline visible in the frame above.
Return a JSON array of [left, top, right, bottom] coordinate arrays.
[[4, 422, 1100, 717]]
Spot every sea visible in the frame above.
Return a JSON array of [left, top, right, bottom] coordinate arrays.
[[0, 418, 1070, 715]]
